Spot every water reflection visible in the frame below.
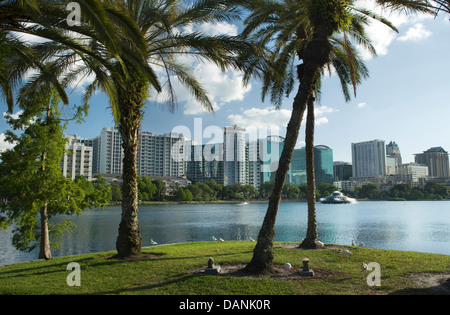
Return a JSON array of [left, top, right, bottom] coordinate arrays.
[[1, 201, 449, 265]]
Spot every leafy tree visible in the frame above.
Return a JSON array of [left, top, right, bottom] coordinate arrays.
[[137, 176, 156, 201], [0, 92, 85, 259], [110, 181, 122, 202], [74, 175, 111, 208]]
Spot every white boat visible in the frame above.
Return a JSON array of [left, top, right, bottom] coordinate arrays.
[[320, 191, 355, 204]]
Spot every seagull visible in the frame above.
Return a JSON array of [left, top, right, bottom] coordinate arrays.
[[219, 237, 225, 242], [352, 240, 356, 246], [283, 263, 292, 278], [358, 242, 365, 247], [249, 237, 256, 242], [151, 239, 158, 245], [340, 249, 352, 258], [212, 236, 217, 241], [315, 239, 324, 248], [361, 262, 368, 271]]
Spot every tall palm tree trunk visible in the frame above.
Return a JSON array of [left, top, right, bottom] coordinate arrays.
[[300, 97, 318, 249], [116, 121, 142, 257], [115, 73, 146, 257], [244, 32, 331, 274]]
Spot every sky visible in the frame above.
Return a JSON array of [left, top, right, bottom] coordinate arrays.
[[1, 1, 449, 165]]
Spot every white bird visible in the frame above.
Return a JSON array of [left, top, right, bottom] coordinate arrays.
[[361, 262, 368, 271], [315, 239, 324, 248], [151, 239, 158, 245], [351, 240, 356, 246], [283, 263, 292, 278], [219, 237, 225, 242], [249, 237, 256, 242], [340, 249, 352, 257], [212, 236, 217, 241]]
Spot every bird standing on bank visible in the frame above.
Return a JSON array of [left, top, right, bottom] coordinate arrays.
[[315, 239, 324, 248], [284, 263, 292, 278]]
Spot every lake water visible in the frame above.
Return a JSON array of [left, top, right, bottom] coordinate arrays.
[[1, 201, 449, 265]]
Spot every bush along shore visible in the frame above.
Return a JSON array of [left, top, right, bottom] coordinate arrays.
[[1, 241, 449, 295]]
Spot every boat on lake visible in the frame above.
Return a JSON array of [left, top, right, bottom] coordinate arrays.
[[320, 191, 355, 204]]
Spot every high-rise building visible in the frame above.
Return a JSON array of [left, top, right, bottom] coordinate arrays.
[[137, 131, 185, 177], [314, 145, 334, 183], [223, 126, 247, 185], [61, 134, 93, 180], [386, 141, 402, 172], [397, 163, 428, 186], [185, 141, 224, 184], [333, 161, 352, 181], [414, 147, 450, 178], [351, 140, 386, 178], [85, 127, 185, 177], [247, 136, 284, 189], [289, 145, 334, 185], [94, 127, 123, 175]]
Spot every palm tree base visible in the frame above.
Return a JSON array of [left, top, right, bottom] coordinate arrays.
[[299, 238, 318, 250], [116, 222, 143, 257], [243, 242, 275, 275]]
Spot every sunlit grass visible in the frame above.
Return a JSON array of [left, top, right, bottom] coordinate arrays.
[[0, 241, 449, 295]]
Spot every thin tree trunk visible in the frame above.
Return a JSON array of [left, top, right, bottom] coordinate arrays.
[[300, 97, 318, 249], [39, 200, 51, 259], [39, 107, 51, 260], [244, 32, 331, 274]]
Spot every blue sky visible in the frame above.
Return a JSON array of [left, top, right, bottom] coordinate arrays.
[[1, 1, 449, 165]]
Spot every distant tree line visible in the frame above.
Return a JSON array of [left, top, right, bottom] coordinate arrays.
[[342, 182, 449, 201]]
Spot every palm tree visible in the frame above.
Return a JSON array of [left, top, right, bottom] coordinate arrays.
[[432, 0, 450, 15], [241, 0, 433, 274], [50, 0, 260, 257], [1, 0, 148, 111]]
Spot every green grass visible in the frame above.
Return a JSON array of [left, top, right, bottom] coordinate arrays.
[[0, 241, 449, 295]]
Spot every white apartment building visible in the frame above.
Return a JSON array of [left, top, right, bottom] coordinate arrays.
[[61, 134, 93, 181], [223, 126, 247, 185], [137, 131, 185, 177], [351, 139, 387, 178]]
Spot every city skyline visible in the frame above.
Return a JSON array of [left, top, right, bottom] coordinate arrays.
[[60, 124, 449, 190], [1, 1, 449, 166]]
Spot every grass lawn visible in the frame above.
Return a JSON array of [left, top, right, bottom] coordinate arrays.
[[0, 241, 449, 295]]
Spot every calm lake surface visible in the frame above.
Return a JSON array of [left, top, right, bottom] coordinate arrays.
[[1, 200, 449, 265]]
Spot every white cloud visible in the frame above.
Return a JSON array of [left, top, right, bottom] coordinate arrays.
[[397, 23, 432, 42], [357, 102, 367, 108], [158, 21, 251, 115], [195, 21, 238, 36], [227, 107, 291, 130], [0, 133, 15, 152], [227, 105, 337, 130], [353, 0, 434, 59]]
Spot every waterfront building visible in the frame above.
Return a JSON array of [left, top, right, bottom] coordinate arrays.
[[414, 147, 450, 178], [397, 163, 428, 186], [351, 139, 386, 178], [61, 134, 93, 181], [223, 126, 247, 185], [137, 131, 185, 177], [290, 145, 334, 185], [386, 141, 402, 173], [315, 145, 334, 184], [333, 161, 352, 181], [185, 141, 224, 184]]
